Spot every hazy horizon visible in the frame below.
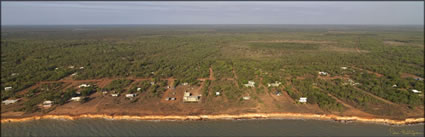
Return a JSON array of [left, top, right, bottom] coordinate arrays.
[[2, 2, 424, 25]]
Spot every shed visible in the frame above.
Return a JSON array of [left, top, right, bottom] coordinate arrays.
[[126, 94, 136, 98], [299, 97, 307, 103], [2, 99, 19, 105], [70, 97, 81, 101]]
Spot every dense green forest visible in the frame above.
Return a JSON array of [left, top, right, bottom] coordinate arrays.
[[1, 25, 424, 115]]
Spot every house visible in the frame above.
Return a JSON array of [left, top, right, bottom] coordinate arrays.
[[392, 84, 397, 88], [274, 91, 282, 96], [150, 82, 155, 85], [78, 84, 91, 88], [68, 66, 75, 69], [102, 91, 108, 95], [42, 100, 53, 108], [111, 93, 119, 97], [268, 81, 282, 87], [165, 97, 176, 101], [318, 71, 328, 76], [70, 97, 81, 101], [299, 97, 307, 103], [243, 96, 251, 100], [244, 81, 255, 88], [126, 94, 136, 98], [184, 96, 200, 102], [76, 91, 81, 95], [71, 73, 78, 76], [79, 67, 84, 69], [411, 89, 422, 94], [4, 87, 12, 91], [182, 82, 189, 86], [137, 88, 142, 91], [2, 99, 19, 105], [183, 91, 200, 102], [215, 92, 220, 96], [341, 67, 348, 70]]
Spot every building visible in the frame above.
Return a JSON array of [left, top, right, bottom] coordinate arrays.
[[215, 92, 220, 96], [150, 82, 155, 85], [71, 72, 78, 76], [183, 91, 200, 102], [111, 93, 119, 97], [126, 94, 136, 98], [78, 84, 91, 88], [318, 71, 328, 76], [102, 91, 108, 95], [341, 67, 348, 70], [43, 100, 53, 108], [411, 89, 422, 94], [182, 82, 189, 86], [299, 97, 307, 103], [68, 66, 75, 69], [137, 88, 142, 91], [79, 67, 84, 69], [268, 81, 282, 87], [243, 96, 251, 100], [70, 97, 81, 101], [392, 84, 397, 88], [244, 81, 255, 88], [4, 87, 12, 91], [2, 99, 19, 105]]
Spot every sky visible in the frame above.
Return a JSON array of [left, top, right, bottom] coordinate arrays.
[[1, 2, 424, 25]]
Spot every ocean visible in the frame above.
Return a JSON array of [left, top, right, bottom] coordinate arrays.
[[1, 119, 424, 136]]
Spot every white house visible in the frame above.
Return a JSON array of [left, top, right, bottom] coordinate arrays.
[[68, 66, 75, 69], [183, 91, 200, 102], [79, 67, 84, 69], [78, 84, 91, 88], [411, 89, 422, 94], [111, 93, 119, 97], [43, 100, 53, 108], [215, 92, 220, 96], [318, 72, 328, 76], [126, 94, 136, 98], [392, 84, 397, 88], [244, 81, 255, 88], [137, 88, 142, 91], [299, 97, 307, 103], [71, 72, 78, 76], [2, 99, 19, 105], [4, 87, 12, 91], [268, 81, 282, 87], [182, 82, 189, 86], [341, 67, 348, 70], [150, 82, 155, 85], [70, 97, 81, 101], [102, 91, 108, 95], [243, 96, 251, 100]]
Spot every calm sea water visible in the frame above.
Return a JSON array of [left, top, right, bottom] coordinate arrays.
[[1, 119, 424, 136]]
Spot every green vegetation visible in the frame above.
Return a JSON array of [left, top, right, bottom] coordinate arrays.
[[1, 25, 423, 116], [103, 79, 133, 92]]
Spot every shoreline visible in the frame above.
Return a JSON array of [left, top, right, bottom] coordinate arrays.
[[2, 113, 424, 126]]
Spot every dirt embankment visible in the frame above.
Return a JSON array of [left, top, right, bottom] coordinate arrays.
[[2, 113, 424, 126]]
